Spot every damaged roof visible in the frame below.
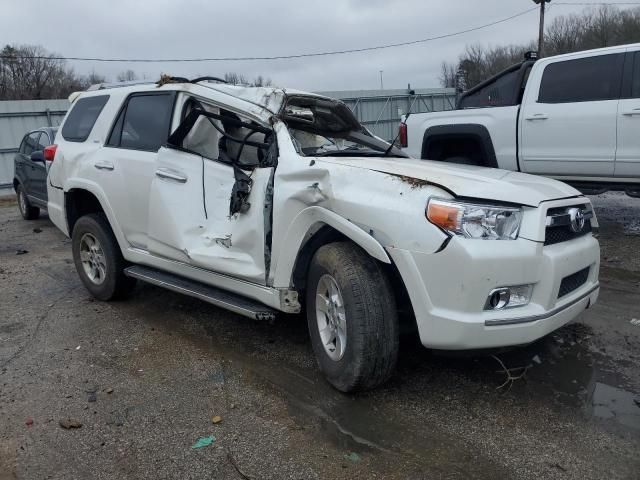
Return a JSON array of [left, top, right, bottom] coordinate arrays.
[[76, 78, 336, 122]]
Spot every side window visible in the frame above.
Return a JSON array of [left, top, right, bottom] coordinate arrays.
[[36, 132, 49, 151], [21, 133, 40, 156], [61, 95, 109, 142], [179, 99, 268, 167], [538, 54, 624, 103], [107, 93, 174, 152], [632, 51, 640, 98], [459, 69, 521, 109]]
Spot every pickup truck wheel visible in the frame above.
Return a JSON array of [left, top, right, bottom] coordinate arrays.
[[306, 242, 399, 392], [16, 185, 39, 220], [72, 213, 136, 301]]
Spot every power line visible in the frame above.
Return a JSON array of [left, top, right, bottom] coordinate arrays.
[[555, 2, 640, 4], [0, 7, 538, 63]]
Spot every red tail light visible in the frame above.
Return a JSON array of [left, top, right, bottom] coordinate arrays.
[[399, 123, 408, 148], [44, 144, 57, 161]]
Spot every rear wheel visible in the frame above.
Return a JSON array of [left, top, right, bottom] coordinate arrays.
[[72, 213, 136, 300], [306, 242, 399, 392], [16, 184, 39, 220]]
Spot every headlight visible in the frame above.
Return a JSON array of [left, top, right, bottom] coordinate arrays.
[[426, 198, 522, 240]]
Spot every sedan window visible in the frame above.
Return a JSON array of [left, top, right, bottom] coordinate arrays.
[[36, 132, 49, 151]]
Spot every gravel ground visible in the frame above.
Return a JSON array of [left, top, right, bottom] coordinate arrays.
[[0, 192, 639, 479]]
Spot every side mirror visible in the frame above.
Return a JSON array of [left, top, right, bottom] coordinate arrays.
[[283, 106, 315, 124], [30, 151, 45, 163]]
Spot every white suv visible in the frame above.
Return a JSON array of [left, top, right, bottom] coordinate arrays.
[[47, 77, 600, 391]]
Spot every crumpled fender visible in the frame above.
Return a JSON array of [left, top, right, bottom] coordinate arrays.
[[271, 205, 390, 288]]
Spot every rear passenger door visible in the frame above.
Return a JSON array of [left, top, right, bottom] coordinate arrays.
[[615, 49, 640, 177], [99, 91, 176, 249], [520, 52, 624, 177]]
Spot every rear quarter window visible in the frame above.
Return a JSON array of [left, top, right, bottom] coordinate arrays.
[[538, 53, 624, 104], [61, 95, 110, 142]]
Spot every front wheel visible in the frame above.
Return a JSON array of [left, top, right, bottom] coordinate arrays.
[[306, 242, 399, 392]]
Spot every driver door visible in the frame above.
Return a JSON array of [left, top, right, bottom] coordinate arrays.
[[147, 99, 275, 285]]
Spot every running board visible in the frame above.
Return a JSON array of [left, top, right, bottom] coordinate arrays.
[[124, 265, 277, 321]]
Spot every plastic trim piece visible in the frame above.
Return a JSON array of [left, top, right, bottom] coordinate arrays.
[[484, 283, 598, 326]]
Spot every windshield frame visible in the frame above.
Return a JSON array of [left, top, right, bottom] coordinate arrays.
[[280, 95, 408, 159]]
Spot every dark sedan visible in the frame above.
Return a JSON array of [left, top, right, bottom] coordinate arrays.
[[13, 127, 57, 220]]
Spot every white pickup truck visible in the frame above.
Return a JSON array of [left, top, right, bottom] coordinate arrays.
[[47, 78, 600, 391], [403, 44, 640, 197]]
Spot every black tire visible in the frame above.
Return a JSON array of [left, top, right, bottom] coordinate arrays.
[[306, 242, 399, 392], [16, 184, 40, 220], [72, 213, 136, 301]]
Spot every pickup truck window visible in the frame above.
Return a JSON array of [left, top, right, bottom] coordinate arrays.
[[458, 69, 521, 109], [538, 53, 624, 104], [62, 95, 109, 142], [107, 93, 174, 152]]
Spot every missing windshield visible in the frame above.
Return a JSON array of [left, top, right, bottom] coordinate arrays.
[[281, 96, 408, 158]]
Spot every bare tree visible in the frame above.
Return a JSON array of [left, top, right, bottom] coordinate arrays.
[[439, 5, 640, 90], [116, 69, 138, 82], [0, 44, 107, 100], [252, 75, 272, 87], [224, 72, 273, 87], [224, 72, 249, 85], [439, 62, 457, 88]]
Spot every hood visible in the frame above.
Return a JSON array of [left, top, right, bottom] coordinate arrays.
[[317, 157, 581, 207]]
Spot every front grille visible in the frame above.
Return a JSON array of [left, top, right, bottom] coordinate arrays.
[[544, 205, 592, 246], [544, 223, 592, 246], [558, 267, 590, 299]]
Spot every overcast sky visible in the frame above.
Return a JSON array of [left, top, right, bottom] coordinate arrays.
[[1, 0, 637, 91]]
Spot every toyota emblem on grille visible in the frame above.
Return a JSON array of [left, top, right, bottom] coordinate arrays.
[[568, 207, 586, 233]]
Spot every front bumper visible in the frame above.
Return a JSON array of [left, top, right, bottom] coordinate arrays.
[[387, 232, 600, 350]]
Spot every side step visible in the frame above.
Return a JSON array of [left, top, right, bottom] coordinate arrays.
[[124, 265, 277, 321]]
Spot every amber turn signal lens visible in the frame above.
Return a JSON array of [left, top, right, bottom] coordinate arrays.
[[426, 202, 461, 231]]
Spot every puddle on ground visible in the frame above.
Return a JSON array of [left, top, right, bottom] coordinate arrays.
[[470, 323, 640, 434], [591, 382, 640, 429]]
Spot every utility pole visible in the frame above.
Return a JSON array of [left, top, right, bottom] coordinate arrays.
[[533, 0, 551, 57], [379, 70, 384, 90]]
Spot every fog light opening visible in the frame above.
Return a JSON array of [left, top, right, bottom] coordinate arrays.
[[485, 284, 533, 311], [488, 288, 510, 310]]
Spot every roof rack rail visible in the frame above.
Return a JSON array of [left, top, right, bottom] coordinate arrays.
[[191, 76, 228, 84], [86, 79, 156, 91], [86, 76, 229, 92]]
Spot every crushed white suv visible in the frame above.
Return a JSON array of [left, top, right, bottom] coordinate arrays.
[[47, 77, 601, 392]]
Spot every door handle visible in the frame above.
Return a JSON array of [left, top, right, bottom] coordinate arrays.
[[155, 168, 187, 183], [622, 108, 640, 116], [525, 113, 548, 120], [94, 161, 114, 171]]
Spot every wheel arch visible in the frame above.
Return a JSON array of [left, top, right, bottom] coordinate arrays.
[[272, 206, 391, 290], [63, 183, 127, 253], [421, 124, 498, 168]]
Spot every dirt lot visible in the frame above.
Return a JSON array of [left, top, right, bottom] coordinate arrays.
[[0, 192, 639, 480]]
